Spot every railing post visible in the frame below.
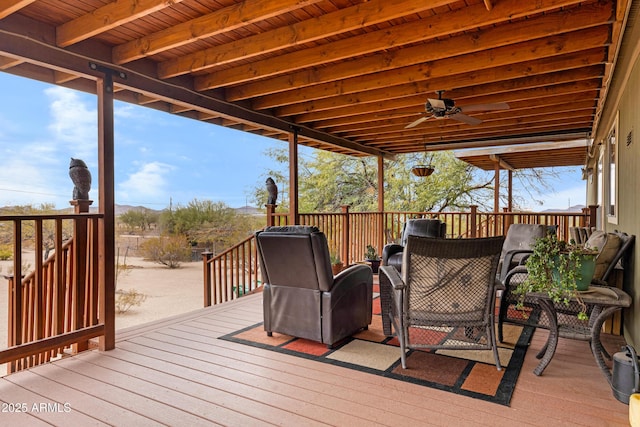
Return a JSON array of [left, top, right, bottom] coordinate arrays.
[[503, 207, 512, 235], [265, 204, 276, 227], [4, 274, 18, 374], [341, 205, 350, 266], [70, 200, 92, 353], [470, 205, 478, 238], [203, 251, 213, 307], [587, 205, 598, 228]]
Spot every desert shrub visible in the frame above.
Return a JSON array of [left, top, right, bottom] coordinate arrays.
[[139, 234, 191, 268], [115, 289, 147, 314], [0, 244, 12, 260]]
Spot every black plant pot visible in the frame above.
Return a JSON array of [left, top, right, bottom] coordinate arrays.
[[366, 259, 381, 273]]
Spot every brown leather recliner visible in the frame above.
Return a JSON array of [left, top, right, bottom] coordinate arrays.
[[256, 225, 373, 347]]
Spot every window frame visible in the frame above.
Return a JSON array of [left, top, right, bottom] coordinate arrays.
[[606, 112, 619, 224]]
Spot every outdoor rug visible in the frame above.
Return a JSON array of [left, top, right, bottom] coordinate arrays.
[[220, 290, 535, 406]]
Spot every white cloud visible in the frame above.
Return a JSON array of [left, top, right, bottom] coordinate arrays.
[[45, 86, 96, 158], [117, 162, 174, 203], [0, 155, 69, 206]]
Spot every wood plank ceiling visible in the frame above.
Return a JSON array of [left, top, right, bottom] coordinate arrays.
[[0, 0, 631, 165]]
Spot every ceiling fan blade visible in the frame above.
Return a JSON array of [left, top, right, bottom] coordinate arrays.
[[449, 113, 482, 125], [427, 98, 446, 110], [460, 102, 510, 112], [405, 115, 429, 129]]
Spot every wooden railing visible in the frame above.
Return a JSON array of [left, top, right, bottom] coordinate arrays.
[[203, 207, 594, 307], [202, 234, 261, 306], [0, 213, 104, 374]]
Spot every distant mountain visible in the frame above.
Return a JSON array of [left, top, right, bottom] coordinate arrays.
[[108, 204, 263, 216], [541, 204, 585, 213]]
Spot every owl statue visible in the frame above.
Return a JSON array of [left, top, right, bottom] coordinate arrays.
[[69, 158, 92, 200], [266, 177, 278, 205]]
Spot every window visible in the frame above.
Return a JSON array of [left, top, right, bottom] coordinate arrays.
[[606, 114, 618, 223], [597, 151, 603, 228]]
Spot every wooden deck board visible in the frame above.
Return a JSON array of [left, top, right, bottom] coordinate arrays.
[[0, 293, 630, 426]]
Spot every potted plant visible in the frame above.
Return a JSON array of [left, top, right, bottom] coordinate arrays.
[[514, 234, 599, 320], [330, 252, 344, 275], [364, 244, 381, 273]]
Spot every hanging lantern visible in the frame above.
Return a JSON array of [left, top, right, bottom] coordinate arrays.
[[411, 165, 434, 177]]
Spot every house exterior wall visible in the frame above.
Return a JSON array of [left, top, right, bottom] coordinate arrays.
[[590, 4, 640, 347]]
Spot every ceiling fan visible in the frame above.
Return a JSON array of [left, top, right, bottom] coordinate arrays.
[[405, 91, 510, 129]]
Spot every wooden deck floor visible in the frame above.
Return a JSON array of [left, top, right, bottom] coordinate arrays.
[[0, 293, 630, 426]]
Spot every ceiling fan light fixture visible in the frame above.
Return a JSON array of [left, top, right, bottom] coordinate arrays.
[[411, 165, 434, 177]]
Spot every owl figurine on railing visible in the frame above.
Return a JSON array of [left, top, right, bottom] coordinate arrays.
[[266, 177, 278, 205], [69, 157, 92, 200]]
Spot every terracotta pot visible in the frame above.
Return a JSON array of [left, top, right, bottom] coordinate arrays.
[[332, 262, 344, 275]]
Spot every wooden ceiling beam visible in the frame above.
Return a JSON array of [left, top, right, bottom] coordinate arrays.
[[332, 100, 598, 136], [276, 48, 605, 119], [112, 0, 321, 64], [292, 26, 608, 109], [489, 154, 516, 171], [0, 0, 34, 19], [159, 0, 452, 79], [0, 27, 389, 158], [227, 0, 610, 101], [0, 54, 22, 69], [54, 71, 78, 84], [56, 0, 183, 47], [296, 63, 604, 126], [365, 118, 593, 147], [242, 27, 607, 109], [415, 133, 589, 154], [347, 110, 595, 141], [136, 94, 160, 105]]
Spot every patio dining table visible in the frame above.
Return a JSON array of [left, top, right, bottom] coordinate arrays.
[[530, 285, 631, 381]]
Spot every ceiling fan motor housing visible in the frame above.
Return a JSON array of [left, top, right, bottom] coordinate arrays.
[[426, 98, 459, 117]]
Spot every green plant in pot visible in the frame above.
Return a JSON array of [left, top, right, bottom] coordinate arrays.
[[364, 244, 381, 273], [515, 234, 599, 320], [330, 252, 344, 275]]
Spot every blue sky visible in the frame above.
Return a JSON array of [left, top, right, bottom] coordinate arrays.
[[0, 72, 585, 211]]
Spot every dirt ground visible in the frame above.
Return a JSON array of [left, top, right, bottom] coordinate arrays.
[[0, 253, 204, 353]]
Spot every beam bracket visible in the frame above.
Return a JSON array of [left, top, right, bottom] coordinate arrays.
[[88, 62, 127, 93]]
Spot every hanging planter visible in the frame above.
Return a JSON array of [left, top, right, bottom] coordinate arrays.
[[411, 165, 434, 177]]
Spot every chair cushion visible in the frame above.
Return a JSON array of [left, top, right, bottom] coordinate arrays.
[[500, 224, 547, 261], [400, 219, 445, 246], [585, 230, 622, 280]]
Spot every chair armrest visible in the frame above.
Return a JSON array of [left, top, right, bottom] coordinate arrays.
[[333, 264, 373, 285], [500, 249, 534, 281], [503, 265, 529, 287], [380, 265, 405, 290], [382, 243, 403, 265]]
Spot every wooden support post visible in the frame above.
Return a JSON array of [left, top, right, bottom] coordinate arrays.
[[95, 66, 118, 351], [494, 162, 500, 213], [288, 128, 299, 225], [377, 156, 385, 258], [508, 170, 513, 212]]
